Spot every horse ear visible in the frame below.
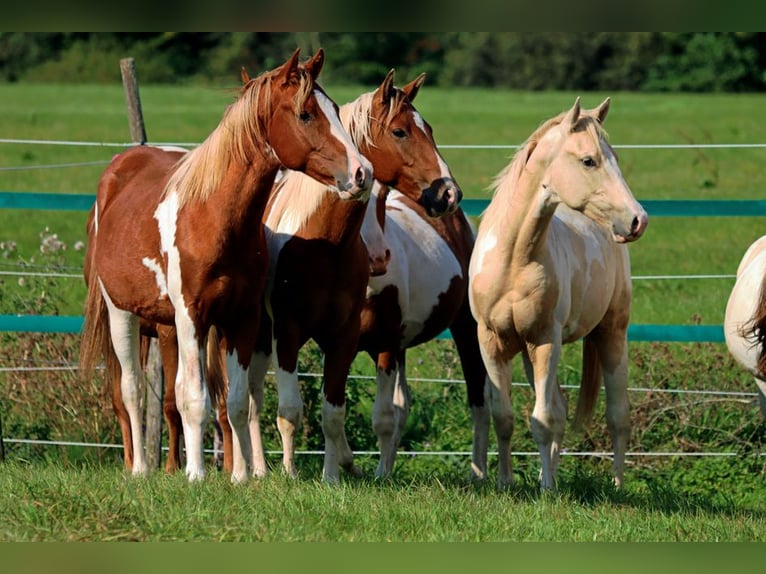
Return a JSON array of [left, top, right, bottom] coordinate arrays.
[[594, 97, 611, 124], [240, 66, 251, 85], [304, 48, 325, 80], [402, 72, 426, 102], [561, 96, 581, 132], [377, 69, 396, 106], [280, 48, 302, 85]]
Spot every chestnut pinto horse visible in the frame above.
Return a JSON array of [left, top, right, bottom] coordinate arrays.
[[357, 187, 491, 479], [217, 70, 463, 483], [724, 235, 766, 417], [79, 48, 372, 483], [468, 98, 648, 490]]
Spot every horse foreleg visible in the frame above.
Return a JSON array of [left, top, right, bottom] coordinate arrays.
[[372, 351, 398, 478], [247, 350, 271, 478], [273, 331, 303, 478], [104, 297, 147, 475], [527, 339, 566, 491], [322, 339, 362, 481], [477, 322, 516, 488]]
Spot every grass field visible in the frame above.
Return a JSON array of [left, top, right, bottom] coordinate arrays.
[[1, 82, 766, 541]]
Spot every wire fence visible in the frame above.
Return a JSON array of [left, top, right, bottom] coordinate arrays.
[[1, 136, 764, 462]]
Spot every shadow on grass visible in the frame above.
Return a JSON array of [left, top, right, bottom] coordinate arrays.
[[328, 453, 766, 520]]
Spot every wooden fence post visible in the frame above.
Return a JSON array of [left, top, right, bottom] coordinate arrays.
[[120, 57, 162, 467], [144, 339, 164, 470], [119, 58, 147, 144]]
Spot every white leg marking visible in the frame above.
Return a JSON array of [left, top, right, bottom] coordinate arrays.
[[372, 367, 396, 478], [321, 399, 346, 485], [225, 348, 252, 484], [101, 284, 147, 476], [275, 356, 303, 478]]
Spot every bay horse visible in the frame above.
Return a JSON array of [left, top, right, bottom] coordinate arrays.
[[468, 98, 648, 490], [79, 48, 372, 483], [226, 69, 463, 483], [724, 235, 766, 416], [357, 187, 491, 480]]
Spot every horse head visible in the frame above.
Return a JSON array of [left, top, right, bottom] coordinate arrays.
[[349, 69, 462, 218], [539, 97, 648, 243], [263, 48, 372, 201]]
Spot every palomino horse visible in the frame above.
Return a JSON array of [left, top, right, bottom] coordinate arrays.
[[225, 69, 463, 483], [357, 188, 491, 480], [468, 98, 648, 490], [724, 235, 766, 416], [79, 48, 372, 483]]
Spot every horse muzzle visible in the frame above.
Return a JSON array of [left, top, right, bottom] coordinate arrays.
[[336, 159, 373, 201], [422, 178, 462, 217], [614, 209, 649, 243]]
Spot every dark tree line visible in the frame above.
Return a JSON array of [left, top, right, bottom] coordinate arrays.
[[2, 32, 765, 92]]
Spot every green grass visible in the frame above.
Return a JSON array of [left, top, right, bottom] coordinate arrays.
[[0, 459, 764, 542]]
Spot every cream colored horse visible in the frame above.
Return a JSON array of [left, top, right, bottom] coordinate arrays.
[[724, 235, 766, 416], [468, 97, 648, 490]]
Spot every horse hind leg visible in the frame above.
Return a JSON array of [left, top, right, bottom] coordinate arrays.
[[591, 330, 630, 488], [476, 322, 516, 488], [110, 374, 134, 471], [103, 296, 147, 475], [391, 350, 411, 465], [156, 326, 182, 473], [527, 340, 566, 491], [449, 304, 491, 481]]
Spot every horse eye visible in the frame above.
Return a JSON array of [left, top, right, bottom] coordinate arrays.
[[299, 111, 312, 122], [392, 128, 407, 138], [581, 156, 597, 168]]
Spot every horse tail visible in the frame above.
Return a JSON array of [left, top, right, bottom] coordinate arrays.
[[205, 326, 228, 410], [78, 266, 120, 391], [573, 335, 601, 430], [747, 274, 766, 378]]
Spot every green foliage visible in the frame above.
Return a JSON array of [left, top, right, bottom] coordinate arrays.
[[643, 33, 764, 92], [3, 33, 766, 92]]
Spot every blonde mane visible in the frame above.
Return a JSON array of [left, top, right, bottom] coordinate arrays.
[[163, 67, 314, 208], [267, 86, 410, 233]]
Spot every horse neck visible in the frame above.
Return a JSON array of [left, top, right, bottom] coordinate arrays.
[[267, 172, 368, 246], [310, 192, 368, 246], [484, 162, 559, 273], [217, 154, 282, 232]]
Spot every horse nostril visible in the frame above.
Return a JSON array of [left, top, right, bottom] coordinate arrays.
[[355, 166, 367, 189], [631, 216, 641, 236]]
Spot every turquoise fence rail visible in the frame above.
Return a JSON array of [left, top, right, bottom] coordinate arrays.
[[4, 191, 766, 217], [1, 191, 758, 342]]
